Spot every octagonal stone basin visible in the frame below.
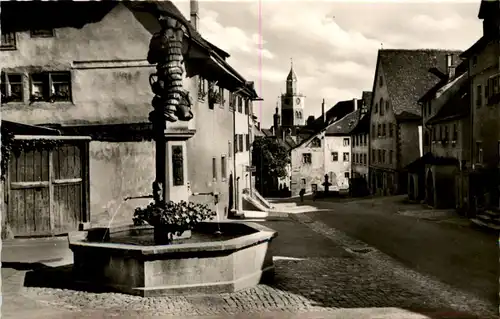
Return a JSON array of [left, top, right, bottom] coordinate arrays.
[[68, 221, 277, 297]]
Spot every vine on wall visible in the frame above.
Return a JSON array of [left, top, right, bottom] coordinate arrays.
[[1, 129, 63, 181]]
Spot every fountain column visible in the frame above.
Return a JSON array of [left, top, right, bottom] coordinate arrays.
[[148, 13, 194, 205]]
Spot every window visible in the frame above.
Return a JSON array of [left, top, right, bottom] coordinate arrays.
[[444, 125, 449, 141], [389, 123, 393, 138], [382, 123, 386, 137], [355, 153, 359, 163], [345, 172, 350, 179], [343, 152, 349, 162], [31, 29, 54, 38], [229, 92, 235, 111], [331, 152, 338, 161], [452, 124, 458, 141], [228, 141, 232, 158], [372, 149, 376, 163], [379, 75, 383, 87], [486, 74, 500, 102], [378, 149, 382, 163], [475, 141, 483, 164], [380, 98, 384, 116], [0, 32, 16, 50], [244, 99, 249, 115], [374, 103, 378, 114], [238, 134, 244, 152], [352, 153, 355, 163], [372, 124, 376, 138], [343, 138, 350, 146], [377, 124, 381, 137], [221, 155, 227, 181], [476, 85, 483, 107], [382, 150, 386, 164], [389, 150, 393, 164], [234, 135, 238, 154], [237, 96, 243, 113], [311, 137, 321, 148], [245, 134, 250, 151], [30, 72, 71, 102], [385, 100, 390, 111], [212, 157, 217, 181], [219, 87, 224, 108], [302, 153, 312, 164], [363, 153, 367, 165], [1, 73, 23, 103], [302, 178, 306, 186]]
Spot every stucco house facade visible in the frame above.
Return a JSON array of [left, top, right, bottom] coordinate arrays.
[[290, 105, 360, 197], [0, 1, 259, 229], [461, 0, 500, 215], [368, 49, 462, 196]]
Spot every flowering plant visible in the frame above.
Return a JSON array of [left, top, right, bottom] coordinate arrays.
[[133, 201, 216, 236]]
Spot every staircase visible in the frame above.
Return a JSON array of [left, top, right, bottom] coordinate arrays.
[[242, 188, 275, 212], [470, 209, 500, 231]]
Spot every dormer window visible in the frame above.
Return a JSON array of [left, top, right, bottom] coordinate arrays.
[[379, 75, 383, 87], [31, 29, 54, 38], [0, 32, 16, 50], [310, 137, 321, 148]]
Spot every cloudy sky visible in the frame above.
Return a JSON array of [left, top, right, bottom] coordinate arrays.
[[172, 0, 483, 128]]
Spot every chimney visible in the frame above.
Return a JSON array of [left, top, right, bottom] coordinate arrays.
[[190, 0, 199, 31], [322, 99, 326, 124], [353, 98, 358, 111]]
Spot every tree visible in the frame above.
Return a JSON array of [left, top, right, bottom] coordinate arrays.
[[252, 137, 290, 195]]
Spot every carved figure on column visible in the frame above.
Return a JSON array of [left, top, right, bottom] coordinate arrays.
[[148, 12, 193, 123]]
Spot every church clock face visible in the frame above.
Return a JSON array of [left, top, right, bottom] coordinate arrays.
[[296, 98, 301, 104]]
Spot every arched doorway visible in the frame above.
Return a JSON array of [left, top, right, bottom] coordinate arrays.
[[426, 171, 434, 206], [409, 175, 415, 200]]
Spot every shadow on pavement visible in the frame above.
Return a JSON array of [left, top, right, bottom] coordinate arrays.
[[257, 217, 495, 319]]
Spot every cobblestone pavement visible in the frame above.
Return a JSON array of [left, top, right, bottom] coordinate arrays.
[[2, 214, 497, 318]]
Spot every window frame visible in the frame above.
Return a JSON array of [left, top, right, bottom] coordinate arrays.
[[343, 152, 350, 162], [302, 153, 312, 164], [1, 72, 24, 103], [0, 32, 17, 50], [221, 155, 227, 182], [29, 71, 72, 103], [30, 29, 55, 38], [343, 137, 350, 146], [331, 152, 338, 162]]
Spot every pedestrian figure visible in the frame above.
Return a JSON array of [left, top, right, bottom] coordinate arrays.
[[299, 188, 305, 202]]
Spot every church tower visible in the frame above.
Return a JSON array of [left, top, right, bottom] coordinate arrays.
[[280, 59, 306, 131]]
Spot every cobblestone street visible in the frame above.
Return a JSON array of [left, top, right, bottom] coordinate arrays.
[[2, 206, 497, 318]]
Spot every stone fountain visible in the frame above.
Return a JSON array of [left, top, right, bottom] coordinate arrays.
[[68, 8, 277, 297]]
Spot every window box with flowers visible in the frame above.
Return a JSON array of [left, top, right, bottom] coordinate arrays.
[[208, 83, 224, 109]]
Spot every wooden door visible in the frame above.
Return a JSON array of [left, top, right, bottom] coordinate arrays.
[[7, 142, 85, 237], [52, 144, 83, 234], [8, 149, 51, 236]]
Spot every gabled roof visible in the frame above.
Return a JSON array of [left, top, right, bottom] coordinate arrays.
[[426, 75, 470, 125], [311, 99, 357, 129], [325, 109, 360, 136], [374, 49, 462, 118], [0, 1, 230, 58]]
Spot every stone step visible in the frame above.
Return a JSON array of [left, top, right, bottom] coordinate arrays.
[[470, 218, 500, 231]]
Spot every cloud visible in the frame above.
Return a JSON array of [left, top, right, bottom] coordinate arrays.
[[174, 0, 483, 127]]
